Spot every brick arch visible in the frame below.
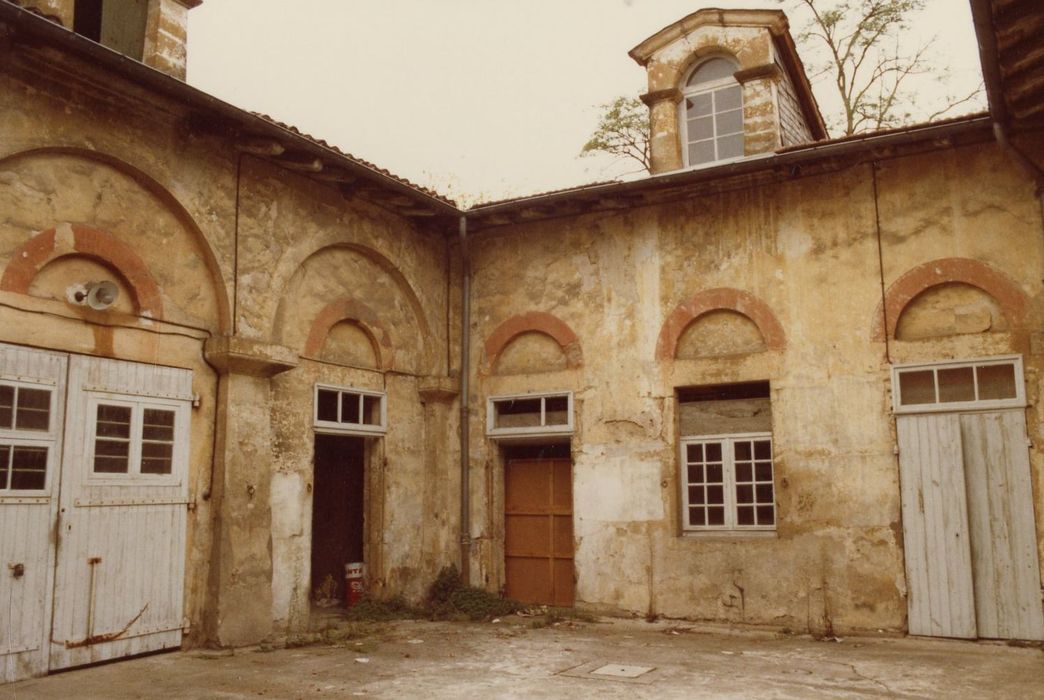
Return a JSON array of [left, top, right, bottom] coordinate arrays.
[[482, 311, 583, 374], [0, 147, 230, 332], [303, 298, 394, 369], [1, 224, 164, 319], [656, 288, 784, 361], [872, 258, 1028, 341]]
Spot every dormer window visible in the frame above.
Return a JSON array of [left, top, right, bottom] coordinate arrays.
[[681, 57, 744, 167]]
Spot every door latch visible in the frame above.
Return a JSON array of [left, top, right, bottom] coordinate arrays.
[[9, 562, 24, 578]]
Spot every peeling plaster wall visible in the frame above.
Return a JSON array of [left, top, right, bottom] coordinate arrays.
[[0, 43, 456, 649], [467, 142, 1044, 634]]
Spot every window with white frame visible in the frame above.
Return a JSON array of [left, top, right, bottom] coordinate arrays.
[[681, 56, 744, 167], [487, 393, 573, 438], [0, 380, 56, 492], [892, 356, 1024, 414], [88, 397, 185, 479], [314, 385, 386, 435], [677, 382, 775, 533]]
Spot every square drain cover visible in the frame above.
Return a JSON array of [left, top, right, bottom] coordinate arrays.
[[591, 664, 654, 678]]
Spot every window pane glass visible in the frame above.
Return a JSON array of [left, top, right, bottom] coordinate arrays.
[[544, 395, 569, 426], [753, 440, 771, 460], [755, 461, 772, 482], [688, 116, 713, 141], [362, 395, 381, 426], [316, 389, 339, 422], [686, 92, 712, 116], [0, 385, 13, 429], [688, 140, 715, 165], [96, 404, 131, 438], [937, 366, 975, 403], [341, 392, 361, 424], [687, 463, 703, 483], [494, 398, 542, 429], [706, 463, 723, 483], [736, 506, 755, 525], [977, 363, 1016, 400], [715, 108, 742, 135], [0, 444, 9, 489], [11, 446, 47, 490], [686, 444, 703, 462], [94, 438, 129, 473], [688, 506, 705, 526], [755, 483, 774, 503], [898, 369, 936, 405], [715, 85, 742, 111], [689, 485, 704, 505], [141, 441, 173, 475], [734, 441, 751, 460], [142, 409, 175, 441], [707, 506, 725, 526], [736, 484, 753, 503], [717, 133, 744, 159], [705, 442, 721, 462], [706, 485, 724, 505], [756, 505, 774, 525], [736, 462, 752, 482], [15, 388, 50, 431], [688, 57, 736, 86]]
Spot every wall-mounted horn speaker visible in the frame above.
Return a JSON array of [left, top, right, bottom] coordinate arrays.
[[85, 281, 119, 310]]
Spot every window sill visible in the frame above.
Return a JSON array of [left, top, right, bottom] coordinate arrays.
[[680, 529, 777, 541]]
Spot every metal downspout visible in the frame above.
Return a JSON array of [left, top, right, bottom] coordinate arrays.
[[459, 215, 471, 584]]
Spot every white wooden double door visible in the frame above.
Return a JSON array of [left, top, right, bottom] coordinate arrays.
[[898, 409, 1044, 640], [0, 344, 192, 683]]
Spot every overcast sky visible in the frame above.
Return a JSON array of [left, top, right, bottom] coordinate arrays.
[[187, 1, 985, 203]]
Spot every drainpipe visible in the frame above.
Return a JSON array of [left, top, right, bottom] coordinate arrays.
[[458, 215, 471, 585]]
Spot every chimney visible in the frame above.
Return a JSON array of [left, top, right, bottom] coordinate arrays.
[[15, 0, 202, 80]]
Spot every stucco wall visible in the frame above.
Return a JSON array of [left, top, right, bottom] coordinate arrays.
[[466, 142, 1044, 634]]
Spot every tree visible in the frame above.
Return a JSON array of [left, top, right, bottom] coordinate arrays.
[[784, 0, 983, 135], [579, 96, 651, 174]]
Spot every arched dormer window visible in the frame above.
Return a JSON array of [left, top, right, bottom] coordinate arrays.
[[681, 57, 744, 167]]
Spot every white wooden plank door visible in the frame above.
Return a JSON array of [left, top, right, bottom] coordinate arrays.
[[0, 344, 66, 683], [896, 413, 977, 638], [50, 355, 192, 670], [960, 410, 1044, 640]]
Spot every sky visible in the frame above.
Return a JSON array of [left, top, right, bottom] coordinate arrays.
[[187, 1, 985, 204]]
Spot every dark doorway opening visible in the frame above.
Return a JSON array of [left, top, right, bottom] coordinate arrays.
[[311, 434, 365, 606]]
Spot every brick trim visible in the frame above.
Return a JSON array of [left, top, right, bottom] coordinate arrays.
[[482, 311, 582, 374], [1, 224, 164, 319], [872, 257, 1028, 341], [656, 287, 784, 360], [303, 297, 393, 369]]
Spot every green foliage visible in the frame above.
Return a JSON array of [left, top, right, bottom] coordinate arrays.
[[580, 96, 651, 174], [426, 564, 522, 621], [345, 595, 421, 622]]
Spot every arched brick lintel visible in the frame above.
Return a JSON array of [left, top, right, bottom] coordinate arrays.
[[872, 258, 1029, 341], [656, 287, 785, 360], [482, 311, 583, 373], [0, 224, 164, 319], [303, 298, 394, 370]]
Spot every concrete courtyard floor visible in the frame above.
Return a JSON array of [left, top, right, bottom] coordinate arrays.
[[3, 616, 1043, 699]]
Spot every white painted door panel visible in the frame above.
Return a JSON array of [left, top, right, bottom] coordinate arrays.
[[49, 355, 191, 670], [0, 344, 66, 684], [961, 411, 1044, 641], [897, 413, 977, 638]]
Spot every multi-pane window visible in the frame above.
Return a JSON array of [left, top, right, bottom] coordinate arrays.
[[682, 435, 774, 530], [682, 57, 744, 167], [487, 393, 573, 438], [892, 356, 1023, 413], [90, 400, 179, 477], [314, 385, 386, 435], [677, 382, 775, 533], [0, 381, 54, 492]]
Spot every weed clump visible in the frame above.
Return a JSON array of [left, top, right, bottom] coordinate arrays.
[[426, 565, 521, 621], [345, 595, 420, 622]]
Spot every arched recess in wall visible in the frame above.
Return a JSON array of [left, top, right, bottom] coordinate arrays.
[[272, 243, 434, 374], [1, 224, 164, 318], [302, 297, 393, 370], [656, 287, 785, 360], [482, 311, 583, 375], [871, 258, 1028, 342], [0, 147, 231, 332]]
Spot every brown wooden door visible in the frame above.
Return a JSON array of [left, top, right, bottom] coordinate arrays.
[[504, 458, 574, 606]]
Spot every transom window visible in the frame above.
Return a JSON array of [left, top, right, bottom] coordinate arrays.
[[677, 381, 775, 534], [487, 393, 573, 439], [89, 399, 180, 478], [681, 56, 744, 167], [0, 380, 55, 492], [892, 356, 1024, 414], [314, 385, 387, 435]]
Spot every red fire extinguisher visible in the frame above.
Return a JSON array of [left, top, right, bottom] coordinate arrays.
[[345, 562, 365, 608]]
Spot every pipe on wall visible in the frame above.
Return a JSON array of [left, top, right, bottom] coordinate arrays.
[[458, 215, 471, 584]]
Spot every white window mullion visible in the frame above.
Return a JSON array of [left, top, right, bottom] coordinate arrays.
[[130, 405, 144, 475], [723, 438, 737, 529]]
